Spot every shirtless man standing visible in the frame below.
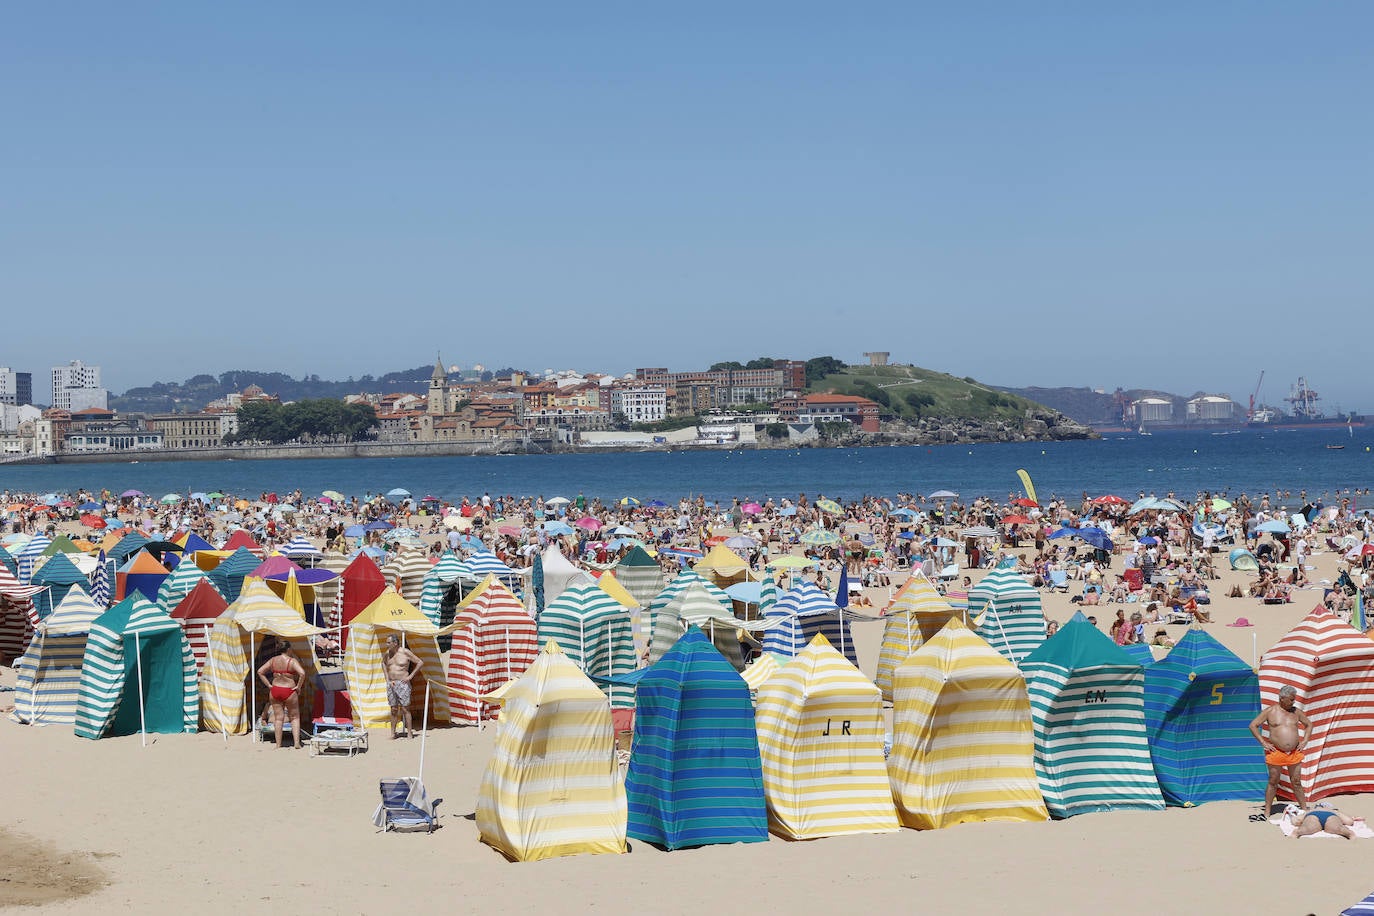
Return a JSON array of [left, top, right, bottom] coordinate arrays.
[[383, 635, 422, 739], [1250, 685, 1312, 816]]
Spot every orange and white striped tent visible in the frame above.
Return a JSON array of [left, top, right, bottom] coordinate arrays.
[[446, 575, 539, 725], [1259, 606, 1374, 802]]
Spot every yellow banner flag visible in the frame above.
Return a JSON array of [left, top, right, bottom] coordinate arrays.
[[1016, 469, 1037, 505]]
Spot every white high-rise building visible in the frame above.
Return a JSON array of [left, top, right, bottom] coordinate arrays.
[[0, 368, 32, 406], [51, 360, 109, 411]]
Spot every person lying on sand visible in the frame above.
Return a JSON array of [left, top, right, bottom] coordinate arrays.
[[1285, 805, 1359, 840]]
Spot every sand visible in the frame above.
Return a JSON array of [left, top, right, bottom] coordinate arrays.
[[3, 531, 1372, 915]]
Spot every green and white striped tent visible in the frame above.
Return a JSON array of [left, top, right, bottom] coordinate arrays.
[[969, 567, 1047, 667], [1020, 619, 1164, 818], [418, 551, 466, 628], [615, 546, 664, 609], [537, 582, 637, 708], [11, 587, 105, 726], [649, 578, 769, 671], [155, 559, 218, 614], [74, 595, 199, 740]]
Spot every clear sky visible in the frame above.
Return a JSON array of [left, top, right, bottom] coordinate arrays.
[[4, 3, 1371, 411]]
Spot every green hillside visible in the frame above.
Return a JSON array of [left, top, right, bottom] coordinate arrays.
[[809, 364, 1048, 422]]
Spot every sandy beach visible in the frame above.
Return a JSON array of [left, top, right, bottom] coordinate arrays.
[[3, 521, 1371, 915]]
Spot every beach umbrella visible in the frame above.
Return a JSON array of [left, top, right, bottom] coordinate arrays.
[[1209, 498, 1233, 511], [645, 500, 669, 509], [322, 490, 345, 501], [1091, 495, 1129, 505], [1075, 527, 1115, 551], [159, 494, 181, 505], [888, 507, 918, 519], [343, 524, 365, 538], [364, 520, 394, 531], [382, 527, 419, 542], [659, 546, 704, 561], [545, 497, 571, 506], [927, 490, 958, 499], [741, 503, 763, 515], [618, 497, 640, 507], [816, 499, 844, 516], [1256, 520, 1290, 534], [959, 526, 997, 538], [724, 535, 758, 551], [725, 581, 765, 604], [78, 501, 102, 511], [386, 488, 411, 499], [574, 517, 602, 531], [1137, 535, 1160, 546], [280, 536, 322, 559], [777, 506, 797, 517], [120, 489, 144, 498], [609, 525, 637, 537], [799, 530, 840, 547], [1002, 514, 1033, 525], [544, 521, 575, 536], [767, 556, 817, 569], [1010, 497, 1039, 508]]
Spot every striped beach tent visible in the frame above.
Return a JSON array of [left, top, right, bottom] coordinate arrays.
[[969, 567, 1047, 667], [15, 534, 51, 584], [537, 583, 637, 708], [646, 571, 726, 659], [200, 579, 324, 735], [11, 588, 105, 726], [89, 550, 112, 608], [1344, 891, 1374, 915], [0, 545, 16, 576], [279, 535, 321, 560], [741, 652, 783, 691], [107, 532, 149, 563], [461, 551, 524, 584], [74, 596, 199, 739], [694, 544, 752, 588], [476, 639, 627, 861], [762, 583, 858, 667], [205, 547, 261, 604], [875, 572, 960, 702], [156, 559, 217, 614], [1021, 619, 1164, 817], [650, 579, 763, 671], [344, 588, 449, 729], [625, 627, 769, 849], [1144, 629, 1266, 806], [30, 553, 86, 621], [755, 634, 898, 839], [1121, 643, 1156, 666], [381, 547, 431, 604], [418, 554, 465, 629], [446, 576, 539, 725], [889, 618, 1048, 830], [615, 546, 664, 609], [1259, 606, 1374, 802], [116, 550, 169, 602], [0, 565, 44, 666], [169, 578, 229, 676]]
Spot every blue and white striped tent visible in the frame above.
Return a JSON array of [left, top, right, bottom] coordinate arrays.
[[969, 567, 1047, 667], [1121, 642, 1155, 666], [460, 551, 524, 583], [1344, 890, 1374, 915], [762, 583, 858, 666], [90, 550, 112, 608], [74, 596, 199, 740], [16, 534, 52, 584], [11, 588, 106, 726], [625, 627, 769, 849], [279, 536, 321, 560], [30, 553, 87, 621], [1021, 619, 1164, 818], [155, 560, 218, 614], [1144, 629, 1266, 806]]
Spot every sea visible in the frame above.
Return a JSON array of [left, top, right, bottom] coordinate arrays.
[[1, 428, 1370, 505]]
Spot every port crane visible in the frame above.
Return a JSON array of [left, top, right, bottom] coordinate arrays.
[[1247, 371, 1264, 421]]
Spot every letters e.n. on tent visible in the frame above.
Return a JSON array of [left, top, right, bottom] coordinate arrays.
[[754, 633, 898, 840], [11, 588, 106, 726], [888, 618, 1048, 830], [343, 587, 450, 729], [446, 575, 538, 726], [1020, 619, 1164, 818], [625, 626, 768, 849], [875, 571, 960, 702], [1260, 606, 1374, 802], [475, 639, 627, 861], [968, 567, 1047, 667], [1143, 628, 1266, 806]]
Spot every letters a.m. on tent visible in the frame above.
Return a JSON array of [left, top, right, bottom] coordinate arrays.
[[875, 572, 960, 702], [1144, 629, 1266, 806], [476, 640, 627, 861], [1260, 606, 1374, 802], [343, 587, 450, 729], [754, 634, 898, 840], [969, 567, 1046, 667], [11, 588, 105, 726], [74, 596, 199, 739], [625, 626, 768, 849], [446, 576, 538, 726], [1021, 619, 1164, 818], [889, 618, 1048, 830], [200, 578, 324, 735]]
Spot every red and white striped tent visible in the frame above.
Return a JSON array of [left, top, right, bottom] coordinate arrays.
[[1259, 606, 1374, 802], [447, 575, 538, 726], [0, 565, 44, 666], [169, 578, 229, 677]]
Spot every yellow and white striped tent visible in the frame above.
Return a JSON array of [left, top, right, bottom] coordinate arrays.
[[200, 578, 324, 735], [476, 639, 627, 861], [888, 618, 1048, 830], [875, 572, 960, 702], [693, 544, 753, 588], [754, 634, 899, 839], [343, 587, 450, 729], [11, 587, 105, 726], [741, 652, 783, 692]]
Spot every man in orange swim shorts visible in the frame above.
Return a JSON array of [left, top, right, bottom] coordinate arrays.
[[1250, 685, 1311, 817]]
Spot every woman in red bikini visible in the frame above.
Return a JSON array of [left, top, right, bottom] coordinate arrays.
[[257, 637, 306, 749]]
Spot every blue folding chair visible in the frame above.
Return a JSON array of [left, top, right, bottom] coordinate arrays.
[[375, 778, 443, 833]]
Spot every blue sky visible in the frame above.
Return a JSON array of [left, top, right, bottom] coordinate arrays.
[[4, 3, 1370, 412]]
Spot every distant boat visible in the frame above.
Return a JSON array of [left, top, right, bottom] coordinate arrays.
[[1326, 444, 1345, 450]]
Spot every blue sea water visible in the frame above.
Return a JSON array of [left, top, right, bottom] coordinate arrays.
[[1, 428, 1370, 504]]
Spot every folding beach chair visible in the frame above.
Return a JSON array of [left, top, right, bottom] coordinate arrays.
[[308, 669, 367, 757], [373, 777, 443, 833], [1047, 569, 1069, 592]]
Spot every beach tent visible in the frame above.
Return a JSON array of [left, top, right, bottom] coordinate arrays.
[[205, 547, 261, 604], [15, 533, 52, 584], [625, 627, 769, 849], [107, 532, 149, 563], [1260, 606, 1374, 802], [536, 544, 590, 608], [169, 579, 229, 676], [30, 553, 87, 621], [381, 548, 431, 604], [762, 582, 858, 667], [1121, 643, 1155, 666], [1021, 619, 1165, 817], [754, 634, 898, 839], [0, 545, 16, 576], [536, 582, 636, 708], [447, 576, 539, 726], [334, 553, 388, 651], [343, 587, 449, 729], [73, 596, 199, 739], [693, 544, 752, 588], [969, 567, 1047, 667], [177, 532, 216, 556], [38, 534, 83, 559], [1144, 629, 1266, 806], [11, 588, 106, 726], [649, 579, 765, 671], [647, 571, 726, 657], [418, 551, 465, 629], [0, 565, 44, 665], [222, 530, 264, 556], [889, 618, 1048, 830], [475, 640, 627, 861], [156, 559, 218, 614], [615, 545, 664, 609], [200, 579, 324, 735], [1228, 549, 1259, 571], [742, 652, 783, 691], [874, 572, 960, 702], [116, 551, 169, 603]]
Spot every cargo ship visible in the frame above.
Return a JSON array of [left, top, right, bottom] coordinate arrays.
[[1246, 377, 1365, 430]]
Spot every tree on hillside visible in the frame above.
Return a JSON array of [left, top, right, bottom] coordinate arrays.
[[710, 361, 745, 372], [805, 356, 847, 385]]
